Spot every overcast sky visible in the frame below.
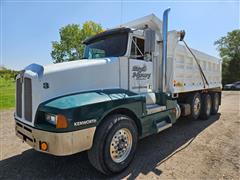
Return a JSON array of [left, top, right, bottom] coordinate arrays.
[[1, 0, 239, 70]]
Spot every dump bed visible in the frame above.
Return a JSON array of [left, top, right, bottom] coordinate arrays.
[[167, 31, 222, 94]]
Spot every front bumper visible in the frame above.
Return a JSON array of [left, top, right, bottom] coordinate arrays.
[[15, 120, 96, 156]]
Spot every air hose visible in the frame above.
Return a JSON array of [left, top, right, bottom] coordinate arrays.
[[182, 39, 209, 88]]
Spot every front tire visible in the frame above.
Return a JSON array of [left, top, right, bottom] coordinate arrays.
[[200, 93, 212, 120], [88, 114, 138, 175]]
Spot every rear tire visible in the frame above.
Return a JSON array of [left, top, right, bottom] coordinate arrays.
[[87, 114, 138, 175], [187, 92, 201, 120], [211, 93, 220, 115], [200, 93, 212, 120]]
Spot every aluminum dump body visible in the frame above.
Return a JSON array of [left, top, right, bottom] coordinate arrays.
[[166, 31, 222, 93]]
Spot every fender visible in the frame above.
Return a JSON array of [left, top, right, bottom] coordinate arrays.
[[34, 89, 145, 133]]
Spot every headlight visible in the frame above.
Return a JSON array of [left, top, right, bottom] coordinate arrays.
[[45, 113, 68, 128], [45, 113, 56, 125]]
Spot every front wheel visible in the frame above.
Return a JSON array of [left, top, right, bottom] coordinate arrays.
[[88, 114, 138, 175]]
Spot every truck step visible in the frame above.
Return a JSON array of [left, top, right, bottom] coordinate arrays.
[[156, 121, 172, 133], [146, 104, 166, 114]]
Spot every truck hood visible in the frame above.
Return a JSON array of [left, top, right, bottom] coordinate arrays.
[[43, 58, 118, 75], [23, 57, 120, 109]]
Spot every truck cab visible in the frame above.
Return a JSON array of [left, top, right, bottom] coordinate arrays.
[[14, 9, 221, 175]]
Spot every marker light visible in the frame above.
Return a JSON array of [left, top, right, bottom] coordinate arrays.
[[40, 142, 48, 151], [56, 114, 68, 129]]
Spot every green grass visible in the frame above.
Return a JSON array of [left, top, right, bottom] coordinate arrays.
[[0, 78, 15, 109]]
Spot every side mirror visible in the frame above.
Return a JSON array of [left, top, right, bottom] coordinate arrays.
[[144, 28, 156, 54]]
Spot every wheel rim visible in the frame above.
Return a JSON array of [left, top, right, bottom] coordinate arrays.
[[206, 96, 211, 115], [193, 97, 201, 115], [110, 128, 132, 163]]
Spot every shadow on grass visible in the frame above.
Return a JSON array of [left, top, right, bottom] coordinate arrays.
[[0, 114, 220, 179]]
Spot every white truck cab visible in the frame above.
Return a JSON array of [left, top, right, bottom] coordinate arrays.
[[14, 9, 222, 175]]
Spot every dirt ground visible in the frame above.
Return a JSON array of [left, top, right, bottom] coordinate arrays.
[[0, 91, 239, 179]]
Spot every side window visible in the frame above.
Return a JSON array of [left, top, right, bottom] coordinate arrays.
[[130, 37, 145, 60]]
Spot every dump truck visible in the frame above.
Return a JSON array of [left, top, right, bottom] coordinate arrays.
[[14, 9, 222, 174]]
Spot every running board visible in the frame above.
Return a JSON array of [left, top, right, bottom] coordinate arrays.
[[146, 104, 166, 115], [156, 121, 172, 133]]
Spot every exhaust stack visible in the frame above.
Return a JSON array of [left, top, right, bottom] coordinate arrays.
[[161, 8, 171, 92]]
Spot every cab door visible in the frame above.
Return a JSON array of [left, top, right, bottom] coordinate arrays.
[[129, 36, 153, 93]]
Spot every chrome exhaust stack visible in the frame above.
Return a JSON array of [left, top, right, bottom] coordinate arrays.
[[161, 8, 171, 92]]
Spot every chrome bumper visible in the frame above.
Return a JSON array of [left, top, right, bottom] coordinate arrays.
[[15, 121, 96, 156]]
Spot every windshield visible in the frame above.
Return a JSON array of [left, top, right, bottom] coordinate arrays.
[[84, 33, 128, 59]]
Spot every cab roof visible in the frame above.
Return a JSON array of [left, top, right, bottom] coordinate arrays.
[[83, 27, 131, 45]]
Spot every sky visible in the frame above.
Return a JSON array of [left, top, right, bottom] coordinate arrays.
[[1, 0, 240, 70]]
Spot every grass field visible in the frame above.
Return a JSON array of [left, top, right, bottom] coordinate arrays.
[[0, 78, 15, 109]]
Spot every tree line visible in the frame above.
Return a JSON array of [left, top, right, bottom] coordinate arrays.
[[214, 30, 240, 85], [0, 67, 19, 80]]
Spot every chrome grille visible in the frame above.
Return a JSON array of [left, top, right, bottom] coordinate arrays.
[[16, 77, 32, 122], [16, 78, 22, 118], [24, 78, 32, 122]]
